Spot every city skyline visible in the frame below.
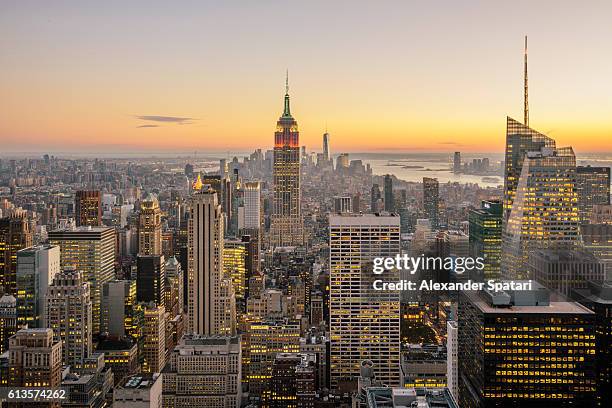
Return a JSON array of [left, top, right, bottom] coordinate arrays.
[[2, 1, 612, 153]]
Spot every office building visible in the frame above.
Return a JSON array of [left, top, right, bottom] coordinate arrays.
[[453, 152, 461, 173], [458, 285, 596, 407], [114, 373, 163, 408], [46, 267, 92, 367], [96, 337, 139, 385], [261, 353, 316, 408], [571, 281, 611, 407], [576, 166, 610, 224], [161, 334, 241, 408], [502, 147, 581, 279], [0, 215, 32, 295], [384, 175, 394, 212], [400, 344, 447, 389], [423, 177, 439, 228], [137, 254, 166, 305], [323, 132, 330, 161], [446, 321, 458, 402], [334, 196, 352, 213], [581, 223, 612, 278], [139, 194, 162, 256], [224, 239, 247, 306], [16, 244, 60, 328], [590, 204, 612, 224], [164, 256, 183, 316], [529, 249, 605, 297], [142, 303, 166, 374], [188, 188, 236, 336], [75, 190, 102, 227], [468, 200, 503, 280], [371, 184, 382, 213], [270, 75, 304, 247], [101, 279, 142, 340], [242, 318, 301, 396], [242, 181, 261, 230], [329, 213, 401, 390], [49, 226, 115, 335], [0, 294, 17, 353], [502, 117, 555, 221], [8, 328, 62, 389]]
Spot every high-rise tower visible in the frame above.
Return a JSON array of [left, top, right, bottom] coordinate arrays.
[[270, 72, 303, 247], [138, 194, 162, 256], [323, 132, 330, 161], [187, 188, 236, 336]]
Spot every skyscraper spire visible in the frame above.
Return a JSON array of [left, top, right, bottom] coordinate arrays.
[[524, 35, 529, 127], [282, 69, 291, 118]]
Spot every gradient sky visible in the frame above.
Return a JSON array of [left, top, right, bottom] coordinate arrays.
[[1, 1, 611, 154]]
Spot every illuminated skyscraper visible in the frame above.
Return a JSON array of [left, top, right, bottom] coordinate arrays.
[[502, 118, 555, 221], [48, 226, 115, 335], [188, 188, 236, 336], [138, 194, 162, 256], [458, 285, 596, 407], [223, 238, 247, 307], [329, 213, 401, 390], [0, 215, 33, 296], [423, 177, 439, 228], [142, 303, 166, 374], [46, 267, 92, 367], [576, 166, 611, 224], [468, 200, 503, 280], [75, 190, 102, 227], [270, 74, 303, 247], [502, 147, 581, 279]]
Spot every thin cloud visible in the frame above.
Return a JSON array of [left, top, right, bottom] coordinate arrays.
[[136, 124, 159, 128], [135, 115, 196, 125]]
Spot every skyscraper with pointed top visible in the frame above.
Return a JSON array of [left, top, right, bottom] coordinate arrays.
[[270, 72, 303, 247]]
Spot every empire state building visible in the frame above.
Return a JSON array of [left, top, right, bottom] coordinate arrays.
[[270, 74, 303, 247]]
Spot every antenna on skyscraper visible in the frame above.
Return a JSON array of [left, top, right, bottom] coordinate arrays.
[[524, 35, 529, 127], [285, 69, 289, 95]]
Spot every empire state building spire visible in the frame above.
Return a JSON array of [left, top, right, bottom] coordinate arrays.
[[282, 69, 292, 118]]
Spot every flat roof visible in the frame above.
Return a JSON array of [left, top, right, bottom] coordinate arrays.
[[466, 291, 594, 315]]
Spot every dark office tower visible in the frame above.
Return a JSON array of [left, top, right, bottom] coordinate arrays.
[[270, 73, 303, 247], [0, 294, 17, 353], [136, 255, 165, 305], [323, 132, 330, 161], [370, 184, 381, 213], [453, 152, 461, 173], [75, 190, 102, 227], [352, 192, 361, 214], [576, 166, 611, 224], [0, 215, 32, 296], [468, 200, 503, 280], [459, 285, 596, 408], [571, 281, 611, 407], [262, 353, 316, 408], [384, 174, 394, 212], [423, 177, 439, 228]]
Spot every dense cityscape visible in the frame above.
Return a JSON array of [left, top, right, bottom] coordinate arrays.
[[1, 16, 611, 408]]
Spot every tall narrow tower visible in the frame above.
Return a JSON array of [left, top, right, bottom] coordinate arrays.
[[270, 72, 303, 247], [524, 35, 529, 126]]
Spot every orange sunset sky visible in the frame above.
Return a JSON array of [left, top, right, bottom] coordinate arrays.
[[1, 1, 611, 154]]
